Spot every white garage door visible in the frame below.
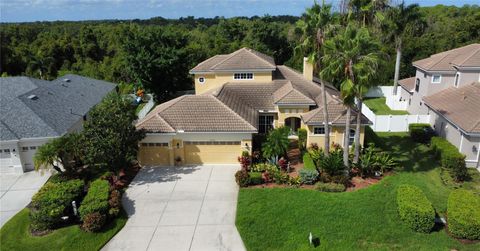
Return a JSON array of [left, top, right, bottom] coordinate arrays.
[[0, 149, 15, 174]]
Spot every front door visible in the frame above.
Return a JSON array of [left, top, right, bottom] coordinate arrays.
[[285, 117, 301, 133]]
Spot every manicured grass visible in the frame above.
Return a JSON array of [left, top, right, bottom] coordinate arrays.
[[302, 153, 316, 171], [236, 132, 480, 250], [0, 208, 127, 251], [364, 97, 409, 115]]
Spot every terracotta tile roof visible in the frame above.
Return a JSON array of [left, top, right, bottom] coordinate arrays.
[[399, 77, 416, 93], [190, 48, 276, 73], [302, 100, 370, 125], [273, 81, 316, 105], [413, 43, 480, 72], [136, 95, 257, 133], [423, 82, 480, 134]]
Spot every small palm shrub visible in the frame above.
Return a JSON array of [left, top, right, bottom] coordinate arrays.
[[317, 148, 346, 176], [396, 185, 435, 233]]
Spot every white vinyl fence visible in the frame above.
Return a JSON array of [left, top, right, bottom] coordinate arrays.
[[363, 86, 430, 132], [362, 105, 430, 132]]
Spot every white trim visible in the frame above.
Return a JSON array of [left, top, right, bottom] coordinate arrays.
[[276, 103, 315, 106], [459, 133, 464, 152], [312, 126, 326, 135], [431, 74, 442, 84], [177, 131, 256, 134], [258, 110, 277, 113]]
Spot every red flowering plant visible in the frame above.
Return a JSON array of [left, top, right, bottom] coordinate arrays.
[[278, 157, 288, 171], [237, 151, 251, 171]]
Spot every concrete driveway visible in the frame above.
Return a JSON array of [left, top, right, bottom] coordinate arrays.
[[103, 165, 246, 251], [0, 171, 51, 228]]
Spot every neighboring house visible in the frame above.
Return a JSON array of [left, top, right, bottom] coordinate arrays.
[[136, 48, 370, 166], [0, 74, 116, 173], [396, 43, 480, 168]]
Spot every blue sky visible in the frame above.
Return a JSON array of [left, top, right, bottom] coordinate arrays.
[[0, 0, 478, 23]]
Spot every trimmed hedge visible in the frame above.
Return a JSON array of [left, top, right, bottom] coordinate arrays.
[[298, 169, 318, 185], [431, 137, 467, 181], [249, 172, 264, 185], [447, 189, 480, 240], [30, 179, 84, 231], [396, 185, 435, 233], [302, 153, 316, 171], [315, 182, 345, 192], [409, 123, 434, 143], [79, 179, 110, 220]]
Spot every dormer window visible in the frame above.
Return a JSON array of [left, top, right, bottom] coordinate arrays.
[[454, 72, 460, 87], [431, 74, 441, 84], [234, 73, 253, 80], [415, 78, 420, 92]]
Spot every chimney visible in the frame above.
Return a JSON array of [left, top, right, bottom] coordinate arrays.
[[303, 57, 314, 81]]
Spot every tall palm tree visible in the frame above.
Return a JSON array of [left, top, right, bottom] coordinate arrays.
[[294, 0, 335, 154], [321, 24, 381, 166], [382, 1, 421, 95], [347, 0, 389, 27]]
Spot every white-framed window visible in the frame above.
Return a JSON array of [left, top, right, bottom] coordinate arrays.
[[349, 129, 355, 146], [431, 74, 441, 83], [21, 147, 29, 152], [198, 77, 205, 84], [258, 115, 274, 134], [4, 149, 10, 153], [313, 126, 325, 135], [30, 146, 36, 150], [233, 73, 253, 80], [415, 78, 420, 92], [454, 72, 460, 87]]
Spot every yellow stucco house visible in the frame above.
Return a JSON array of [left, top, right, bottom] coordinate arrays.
[[136, 48, 370, 166]]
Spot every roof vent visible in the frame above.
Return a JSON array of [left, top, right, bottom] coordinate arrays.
[[63, 78, 71, 82], [27, 95, 38, 100]]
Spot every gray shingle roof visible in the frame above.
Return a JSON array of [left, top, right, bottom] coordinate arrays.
[[0, 74, 116, 141]]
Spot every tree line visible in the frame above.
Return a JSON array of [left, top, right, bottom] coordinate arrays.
[[0, 3, 479, 102]]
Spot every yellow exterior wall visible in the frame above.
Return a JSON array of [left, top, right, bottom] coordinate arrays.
[[276, 106, 309, 129], [194, 72, 273, 94], [306, 125, 365, 149]]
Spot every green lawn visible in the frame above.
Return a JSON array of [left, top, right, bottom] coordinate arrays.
[[364, 97, 409, 115], [236, 132, 480, 251], [0, 208, 127, 251]]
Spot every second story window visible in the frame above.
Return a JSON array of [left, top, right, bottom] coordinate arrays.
[[234, 73, 253, 80], [454, 73, 460, 87], [415, 78, 420, 92], [431, 74, 441, 84]]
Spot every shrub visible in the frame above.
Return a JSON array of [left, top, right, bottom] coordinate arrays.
[[30, 179, 84, 231], [431, 137, 468, 181], [396, 185, 435, 233], [277, 157, 288, 171], [79, 179, 110, 221], [356, 144, 396, 177], [315, 182, 345, 192], [298, 169, 318, 185], [447, 189, 480, 240], [298, 128, 307, 150], [409, 123, 434, 143], [235, 170, 250, 187], [287, 176, 301, 187], [249, 172, 264, 185], [318, 148, 346, 176], [318, 173, 350, 186], [302, 153, 316, 171], [251, 163, 278, 173], [81, 212, 106, 232], [272, 170, 290, 184], [237, 154, 251, 171], [108, 190, 122, 217]]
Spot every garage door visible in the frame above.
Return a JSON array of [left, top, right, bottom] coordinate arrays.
[[0, 149, 14, 174], [139, 143, 170, 166], [184, 141, 241, 164]]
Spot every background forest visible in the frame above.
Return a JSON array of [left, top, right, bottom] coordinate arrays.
[[1, 4, 479, 101]]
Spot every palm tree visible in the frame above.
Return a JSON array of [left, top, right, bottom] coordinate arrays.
[[347, 0, 389, 27], [321, 23, 381, 166], [294, 0, 335, 154], [382, 1, 421, 95], [262, 126, 290, 163]]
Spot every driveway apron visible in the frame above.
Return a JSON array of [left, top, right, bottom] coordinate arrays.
[[103, 165, 246, 251]]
